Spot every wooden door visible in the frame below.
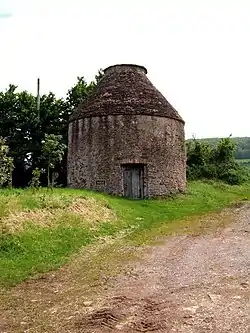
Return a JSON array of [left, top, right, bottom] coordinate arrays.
[[123, 164, 144, 199]]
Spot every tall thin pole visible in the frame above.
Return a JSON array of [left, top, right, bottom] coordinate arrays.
[[37, 78, 40, 122]]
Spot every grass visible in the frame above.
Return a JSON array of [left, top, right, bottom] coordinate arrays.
[[0, 180, 250, 287]]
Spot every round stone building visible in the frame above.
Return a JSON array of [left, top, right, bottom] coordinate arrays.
[[67, 64, 186, 198]]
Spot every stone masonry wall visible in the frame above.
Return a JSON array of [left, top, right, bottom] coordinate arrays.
[[67, 114, 186, 197]]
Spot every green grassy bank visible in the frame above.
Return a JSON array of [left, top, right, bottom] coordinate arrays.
[[0, 181, 249, 287]]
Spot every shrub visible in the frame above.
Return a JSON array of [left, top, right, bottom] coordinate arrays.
[[186, 136, 249, 185], [29, 168, 44, 190]]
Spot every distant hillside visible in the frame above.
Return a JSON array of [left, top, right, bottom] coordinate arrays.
[[186, 137, 250, 159]]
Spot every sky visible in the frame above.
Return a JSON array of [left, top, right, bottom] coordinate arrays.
[[0, 0, 250, 139]]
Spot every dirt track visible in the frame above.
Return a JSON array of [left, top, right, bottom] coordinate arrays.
[[78, 204, 250, 333], [1, 204, 250, 332]]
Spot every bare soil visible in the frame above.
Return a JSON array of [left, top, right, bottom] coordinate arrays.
[[1, 204, 250, 332]]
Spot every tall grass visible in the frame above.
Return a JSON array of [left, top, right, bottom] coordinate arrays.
[[0, 181, 249, 286]]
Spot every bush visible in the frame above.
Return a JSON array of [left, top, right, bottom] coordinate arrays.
[[186, 137, 249, 185]]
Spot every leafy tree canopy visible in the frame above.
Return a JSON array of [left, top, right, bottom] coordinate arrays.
[[0, 70, 102, 187], [0, 137, 14, 187]]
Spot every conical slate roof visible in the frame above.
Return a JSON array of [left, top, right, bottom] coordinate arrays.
[[70, 64, 184, 123]]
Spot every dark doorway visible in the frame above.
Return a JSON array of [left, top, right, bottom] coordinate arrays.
[[122, 164, 145, 199]]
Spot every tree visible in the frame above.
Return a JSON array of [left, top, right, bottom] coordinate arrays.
[[66, 69, 104, 110], [0, 137, 14, 187], [0, 69, 103, 187], [0, 86, 69, 187], [212, 137, 235, 164], [29, 168, 44, 190], [0, 85, 37, 186], [41, 134, 66, 187], [95, 68, 104, 84], [66, 76, 94, 109]]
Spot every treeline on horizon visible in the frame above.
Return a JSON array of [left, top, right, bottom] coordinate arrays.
[[186, 137, 250, 160]]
